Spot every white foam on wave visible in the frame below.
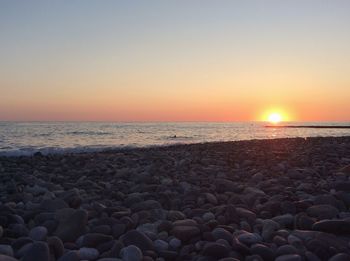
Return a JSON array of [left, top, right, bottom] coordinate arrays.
[[0, 145, 128, 157]]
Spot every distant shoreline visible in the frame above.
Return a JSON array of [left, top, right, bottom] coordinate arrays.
[[265, 125, 350, 129]]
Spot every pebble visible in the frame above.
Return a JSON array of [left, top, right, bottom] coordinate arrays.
[[121, 230, 154, 251], [78, 247, 99, 260], [54, 209, 88, 242], [22, 242, 50, 261], [250, 244, 275, 261], [29, 226, 48, 241], [0, 245, 14, 257], [276, 245, 299, 256], [262, 219, 280, 241], [48, 236, 64, 259], [57, 251, 80, 261], [0, 254, 18, 261], [154, 239, 168, 252], [211, 227, 233, 243], [202, 212, 215, 222], [312, 219, 350, 234], [329, 253, 350, 261], [171, 225, 200, 242], [80, 233, 113, 247], [237, 232, 261, 245], [202, 242, 229, 258], [120, 245, 143, 261], [307, 204, 339, 219], [169, 238, 181, 249], [275, 254, 302, 261]]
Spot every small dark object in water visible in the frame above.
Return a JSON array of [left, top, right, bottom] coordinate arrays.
[[34, 151, 43, 157]]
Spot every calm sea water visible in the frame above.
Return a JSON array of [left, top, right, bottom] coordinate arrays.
[[0, 122, 349, 156]]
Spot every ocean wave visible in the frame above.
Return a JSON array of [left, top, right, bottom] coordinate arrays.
[[0, 145, 137, 157], [66, 131, 113, 136]]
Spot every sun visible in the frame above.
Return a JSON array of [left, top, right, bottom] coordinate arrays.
[[268, 113, 282, 124]]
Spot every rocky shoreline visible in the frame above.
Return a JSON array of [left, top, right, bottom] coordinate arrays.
[[1, 136, 350, 261]]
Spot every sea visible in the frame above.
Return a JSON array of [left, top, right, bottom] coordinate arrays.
[[0, 121, 349, 156]]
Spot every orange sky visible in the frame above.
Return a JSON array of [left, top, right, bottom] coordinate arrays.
[[1, 1, 350, 122]]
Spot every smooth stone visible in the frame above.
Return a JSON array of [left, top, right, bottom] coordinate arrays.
[[313, 195, 345, 211], [120, 245, 143, 261], [251, 172, 264, 183], [48, 236, 64, 259], [329, 253, 350, 261], [262, 219, 280, 241], [250, 243, 275, 261], [305, 251, 322, 261], [8, 224, 28, 237], [40, 198, 68, 211], [81, 233, 113, 247], [99, 240, 123, 259], [243, 187, 266, 196], [202, 242, 229, 258], [173, 219, 197, 227], [237, 232, 261, 245], [91, 225, 112, 235], [276, 245, 299, 256], [169, 238, 181, 249], [275, 254, 302, 261], [171, 225, 200, 242], [0, 254, 18, 261], [29, 226, 48, 241], [54, 209, 88, 242], [294, 213, 315, 230], [287, 169, 305, 179], [0, 245, 14, 257], [312, 219, 350, 234], [333, 182, 350, 192], [16, 243, 33, 258], [158, 250, 178, 259], [272, 214, 294, 227], [78, 247, 99, 260], [273, 235, 288, 246], [136, 223, 157, 234], [211, 228, 233, 243], [121, 230, 154, 251], [57, 251, 80, 261], [153, 239, 168, 252], [205, 193, 218, 205], [167, 210, 186, 221], [97, 257, 123, 261], [306, 204, 339, 219], [245, 255, 264, 261], [202, 212, 215, 222], [112, 223, 126, 238], [130, 200, 162, 212], [22, 242, 50, 261], [236, 207, 256, 221], [214, 178, 238, 192]]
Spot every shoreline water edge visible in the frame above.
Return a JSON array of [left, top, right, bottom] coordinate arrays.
[[1, 136, 350, 260]]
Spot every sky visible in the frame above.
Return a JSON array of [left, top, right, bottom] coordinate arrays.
[[1, 0, 350, 122]]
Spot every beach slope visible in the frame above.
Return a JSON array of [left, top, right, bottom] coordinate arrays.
[[1, 136, 350, 260]]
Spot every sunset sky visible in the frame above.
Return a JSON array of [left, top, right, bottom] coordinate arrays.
[[1, 1, 350, 122]]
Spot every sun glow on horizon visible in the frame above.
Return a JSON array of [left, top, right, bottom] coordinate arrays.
[[261, 109, 290, 123], [268, 113, 282, 124]]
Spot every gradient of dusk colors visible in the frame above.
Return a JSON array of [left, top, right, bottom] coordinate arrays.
[[1, 1, 350, 122]]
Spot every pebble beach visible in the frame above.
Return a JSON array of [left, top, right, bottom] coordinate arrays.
[[1, 136, 350, 261]]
